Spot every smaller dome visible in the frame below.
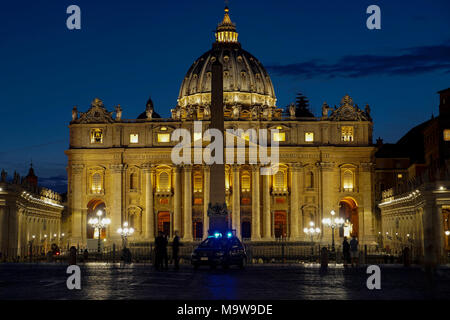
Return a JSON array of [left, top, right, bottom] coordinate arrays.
[[137, 96, 161, 119], [138, 111, 161, 119]]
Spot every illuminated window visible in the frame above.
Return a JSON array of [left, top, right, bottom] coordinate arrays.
[[397, 173, 403, 179], [130, 173, 138, 190], [273, 132, 286, 142], [444, 129, 450, 141], [160, 127, 168, 131], [343, 170, 354, 191], [273, 171, 286, 191], [157, 172, 170, 192], [130, 134, 139, 144], [193, 174, 202, 193], [194, 132, 202, 142], [90, 129, 103, 144], [241, 173, 251, 192], [157, 133, 170, 143], [341, 126, 354, 142], [306, 172, 314, 188], [91, 173, 102, 193], [305, 132, 314, 142]]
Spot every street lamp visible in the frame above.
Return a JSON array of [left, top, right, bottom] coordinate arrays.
[[322, 210, 345, 252], [117, 222, 134, 249], [88, 210, 111, 253], [303, 221, 321, 260]]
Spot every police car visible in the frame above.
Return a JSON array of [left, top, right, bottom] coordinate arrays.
[[191, 231, 247, 269]]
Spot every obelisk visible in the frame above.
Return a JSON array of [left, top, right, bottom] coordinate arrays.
[[207, 58, 228, 234]]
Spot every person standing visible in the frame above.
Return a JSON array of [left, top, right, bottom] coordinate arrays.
[[162, 233, 169, 270], [155, 231, 165, 270], [342, 237, 350, 267], [349, 236, 359, 267], [172, 231, 181, 270]]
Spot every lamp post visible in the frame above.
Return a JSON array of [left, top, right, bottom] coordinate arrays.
[[446, 231, 450, 250], [322, 210, 344, 252], [303, 221, 321, 260], [29, 235, 36, 262], [117, 222, 134, 249], [88, 210, 111, 254]]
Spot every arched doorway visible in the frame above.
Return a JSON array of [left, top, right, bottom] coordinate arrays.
[[157, 211, 171, 236], [274, 211, 287, 238], [87, 199, 107, 239], [339, 197, 358, 238], [193, 221, 203, 239], [241, 220, 251, 239]]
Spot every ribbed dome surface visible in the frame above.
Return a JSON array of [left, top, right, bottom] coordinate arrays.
[[177, 8, 276, 109]]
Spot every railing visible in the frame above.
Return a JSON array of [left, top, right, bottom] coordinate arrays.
[[0, 242, 436, 265]]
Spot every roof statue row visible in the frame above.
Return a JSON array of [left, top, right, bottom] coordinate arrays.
[[70, 95, 372, 124]]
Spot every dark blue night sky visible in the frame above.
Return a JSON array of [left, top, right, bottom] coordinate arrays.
[[0, 0, 449, 192]]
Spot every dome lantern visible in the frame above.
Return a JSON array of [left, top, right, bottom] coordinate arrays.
[[215, 7, 238, 44]]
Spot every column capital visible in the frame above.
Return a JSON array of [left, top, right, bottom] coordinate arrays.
[[317, 162, 335, 171], [230, 164, 240, 171], [171, 165, 182, 174], [202, 165, 211, 172], [360, 162, 374, 172], [288, 163, 303, 171], [182, 164, 193, 172], [71, 164, 85, 174], [142, 163, 156, 173], [109, 164, 125, 173], [250, 164, 260, 172]]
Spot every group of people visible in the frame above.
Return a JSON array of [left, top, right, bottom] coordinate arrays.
[[342, 236, 359, 267], [154, 230, 181, 270]]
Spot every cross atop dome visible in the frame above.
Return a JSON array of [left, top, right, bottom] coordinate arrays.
[[215, 7, 238, 43]]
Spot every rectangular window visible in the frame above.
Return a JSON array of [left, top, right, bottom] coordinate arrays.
[[157, 133, 170, 143], [273, 132, 286, 142], [341, 126, 354, 142], [130, 134, 139, 144], [193, 132, 202, 142], [90, 129, 103, 144], [193, 175, 202, 192], [444, 129, 450, 141], [305, 132, 314, 142]]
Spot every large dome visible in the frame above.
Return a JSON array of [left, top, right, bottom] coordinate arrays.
[[177, 8, 277, 109]]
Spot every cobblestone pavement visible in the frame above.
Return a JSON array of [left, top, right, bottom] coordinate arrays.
[[0, 263, 449, 300]]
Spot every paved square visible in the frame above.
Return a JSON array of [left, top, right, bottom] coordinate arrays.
[[1, 263, 449, 300]]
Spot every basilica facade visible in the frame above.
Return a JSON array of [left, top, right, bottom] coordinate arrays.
[[65, 8, 377, 245]]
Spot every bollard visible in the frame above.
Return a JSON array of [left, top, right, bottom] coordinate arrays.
[[320, 247, 329, 270], [69, 246, 77, 265], [403, 247, 411, 267], [364, 244, 367, 265]]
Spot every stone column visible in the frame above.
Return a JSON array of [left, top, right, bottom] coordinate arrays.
[[71, 164, 84, 244], [319, 162, 335, 244], [251, 165, 261, 240], [173, 166, 182, 235], [360, 162, 376, 244], [262, 172, 272, 239], [183, 165, 193, 241], [289, 163, 301, 240], [203, 166, 210, 238], [232, 165, 241, 237], [110, 164, 124, 243], [143, 164, 155, 240]]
